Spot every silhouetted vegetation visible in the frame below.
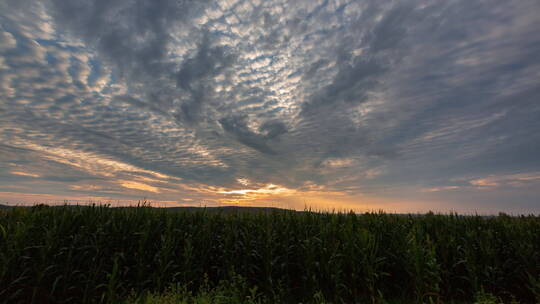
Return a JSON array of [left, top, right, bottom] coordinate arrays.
[[0, 205, 538, 303]]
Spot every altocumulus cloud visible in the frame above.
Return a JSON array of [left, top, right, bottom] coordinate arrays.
[[0, 0, 539, 213]]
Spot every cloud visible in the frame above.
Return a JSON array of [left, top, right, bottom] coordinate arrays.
[[1, 0, 540, 212], [0, 28, 17, 51], [218, 114, 282, 155], [421, 186, 460, 193], [47, 0, 207, 78], [236, 178, 250, 186], [10, 171, 40, 178], [175, 32, 237, 123], [470, 173, 540, 189], [120, 181, 160, 193], [321, 158, 356, 169]]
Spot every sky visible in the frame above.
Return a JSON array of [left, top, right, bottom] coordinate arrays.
[[1, 0, 539, 213]]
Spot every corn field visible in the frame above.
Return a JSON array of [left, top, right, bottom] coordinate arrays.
[[0, 205, 539, 303]]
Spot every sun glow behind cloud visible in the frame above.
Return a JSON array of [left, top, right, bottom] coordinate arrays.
[[120, 181, 160, 193]]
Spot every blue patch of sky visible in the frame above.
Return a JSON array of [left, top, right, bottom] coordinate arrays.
[[45, 52, 57, 65], [87, 57, 101, 87], [67, 57, 85, 90]]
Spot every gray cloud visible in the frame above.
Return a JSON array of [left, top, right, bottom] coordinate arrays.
[[301, 57, 386, 115], [176, 32, 237, 123], [218, 115, 284, 155], [48, 0, 204, 78], [1, 0, 540, 212]]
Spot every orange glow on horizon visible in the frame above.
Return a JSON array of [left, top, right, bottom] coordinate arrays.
[[1, 179, 525, 214]]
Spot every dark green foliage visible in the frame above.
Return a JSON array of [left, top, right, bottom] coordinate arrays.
[[0, 206, 538, 303]]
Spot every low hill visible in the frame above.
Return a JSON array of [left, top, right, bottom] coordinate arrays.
[[0, 203, 292, 214]]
